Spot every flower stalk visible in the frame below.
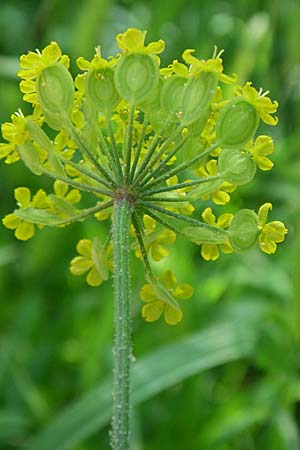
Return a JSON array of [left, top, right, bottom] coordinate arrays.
[[112, 198, 132, 450]]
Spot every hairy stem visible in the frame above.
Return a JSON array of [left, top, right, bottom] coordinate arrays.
[[111, 199, 132, 450]]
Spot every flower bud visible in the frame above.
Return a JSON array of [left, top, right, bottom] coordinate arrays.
[[85, 67, 120, 115], [114, 53, 159, 104], [216, 98, 259, 148], [228, 209, 259, 253], [37, 63, 74, 130], [218, 148, 256, 185]]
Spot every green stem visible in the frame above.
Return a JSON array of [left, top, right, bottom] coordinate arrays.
[[134, 124, 181, 185], [142, 143, 218, 191], [142, 175, 221, 196], [106, 120, 124, 182], [124, 105, 135, 181], [112, 199, 132, 450], [140, 134, 188, 187], [42, 168, 112, 197], [129, 113, 149, 181]]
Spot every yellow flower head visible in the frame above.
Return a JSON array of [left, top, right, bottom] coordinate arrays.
[[200, 207, 233, 261], [258, 203, 288, 254], [116, 28, 165, 55], [2, 187, 50, 240], [140, 270, 194, 325], [70, 239, 111, 286], [196, 159, 236, 205], [18, 41, 70, 104], [134, 216, 176, 262], [247, 135, 275, 171], [76, 46, 118, 71], [182, 47, 237, 84], [240, 82, 278, 126], [160, 60, 189, 77], [0, 113, 28, 163]]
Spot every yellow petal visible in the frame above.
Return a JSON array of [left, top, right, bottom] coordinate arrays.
[[162, 270, 176, 290], [54, 180, 68, 197], [253, 135, 274, 156], [202, 207, 216, 225], [70, 256, 93, 275], [0, 143, 14, 158], [212, 190, 230, 205], [32, 189, 50, 208], [259, 235, 277, 254], [19, 52, 41, 69], [182, 49, 199, 66], [142, 301, 164, 322], [146, 40, 165, 54], [174, 283, 194, 300], [217, 213, 233, 228], [259, 110, 278, 126], [143, 214, 156, 231], [2, 213, 20, 230], [164, 305, 183, 325], [201, 243, 219, 261], [140, 284, 158, 303], [41, 42, 62, 65], [65, 189, 81, 204], [255, 156, 273, 171], [86, 267, 102, 287], [76, 57, 93, 71], [14, 187, 31, 207], [263, 221, 288, 243], [220, 240, 233, 254], [76, 239, 92, 258], [19, 80, 36, 93], [258, 203, 272, 227], [151, 243, 169, 261], [15, 221, 35, 241], [157, 229, 176, 245]]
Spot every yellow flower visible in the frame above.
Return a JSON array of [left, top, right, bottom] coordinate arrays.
[[196, 159, 236, 205], [76, 46, 118, 71], [134, 215, 176, 262], [18, 41, 70, 104], [2, 187, 50, 240], [140, 270, 194, 325], [200, 207, 233, 261], [240, 82, 278, 126], [116, 28, 165, 55], [0, 113, 29, 164], [247, 135, 274, 171], [53, 180, 81, 205], [182, 48, 237, 84], [258, 203, 288, 254], [160, 60, 189, 77], [70, 239, 110, 286]]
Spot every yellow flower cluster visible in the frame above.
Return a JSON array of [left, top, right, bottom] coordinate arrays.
[[141, 271, 194, 325], [1, 29, 287, 326]]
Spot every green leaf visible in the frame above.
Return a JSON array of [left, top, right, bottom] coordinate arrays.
[[27, 318, 259, 450], [14, 208, 65, 226], [18, 142, 44, 176], [182, 225, 229, 244], [0, 409, 32, 442], [187, 179, 223, 200]]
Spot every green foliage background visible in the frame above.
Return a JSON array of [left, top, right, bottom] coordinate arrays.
[[0, 0, 299, 449]]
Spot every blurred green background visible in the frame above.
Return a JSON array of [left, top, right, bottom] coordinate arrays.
[[0, 0, 299, 449]]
